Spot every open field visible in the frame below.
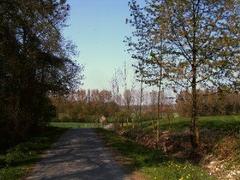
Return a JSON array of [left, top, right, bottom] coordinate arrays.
[[134, 115, 240, 133]]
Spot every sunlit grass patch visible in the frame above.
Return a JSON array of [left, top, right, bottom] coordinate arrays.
[[143, 161, 212, 180], [136, 115, 240, 133], [50, 122, 100, 128], [97, 128, 214, 180]]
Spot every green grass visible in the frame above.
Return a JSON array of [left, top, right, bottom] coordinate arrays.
[[138, 115, 240, 133], [1, 116, 238, 180], [0, 127, 67, 180], [50, 122, 101, 128], [115, 115, 240, 179], [97, 128, 214, 180]]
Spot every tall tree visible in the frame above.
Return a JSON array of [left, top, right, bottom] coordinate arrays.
[[156, 0, 239, 149], [127, 0, 168, 146], [0, 0, 82, 146], [127, 0, 240, 150]]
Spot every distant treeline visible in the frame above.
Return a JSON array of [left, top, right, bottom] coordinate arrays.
[[51, 90, 120, 122], [53, 88, 240, 123], [177, 89, 240, 117]]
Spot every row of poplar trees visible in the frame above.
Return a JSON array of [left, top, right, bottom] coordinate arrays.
[[127, 0, 240, 150], [0, 0, 82, 147]]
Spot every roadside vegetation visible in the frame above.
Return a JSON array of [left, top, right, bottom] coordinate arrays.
[[50, 122, 101, 128], [0, 127, 67, 180], [97, 128, 213, 180], [99, 115, 240, 179]]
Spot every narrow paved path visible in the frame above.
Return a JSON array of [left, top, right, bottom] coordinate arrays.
[[25, 129, 128, 180]]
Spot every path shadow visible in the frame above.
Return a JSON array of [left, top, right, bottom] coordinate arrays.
[[26, 129, 134, 180]]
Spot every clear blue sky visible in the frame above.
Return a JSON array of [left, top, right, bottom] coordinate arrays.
[[63, 0, 144, 90]]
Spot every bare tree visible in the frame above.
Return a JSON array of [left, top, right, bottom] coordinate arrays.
[[110, 68, 122, 105]]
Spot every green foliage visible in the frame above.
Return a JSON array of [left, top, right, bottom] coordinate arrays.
[[0, 127, 66, 180], [127, 0, 240, 148], [0, 167, 24, 180], [97, 129, 213, 180], [113, 110, 131, 123], [0, 0, 82, 147], [5, 146, 37, 166], [143, 161, 213, 180]]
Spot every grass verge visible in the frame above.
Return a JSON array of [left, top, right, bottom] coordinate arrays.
[[97, 128, 214, 180], [50, 122, 100, 128], [138, 115, 240, 133], [0, 126, 67, 180]]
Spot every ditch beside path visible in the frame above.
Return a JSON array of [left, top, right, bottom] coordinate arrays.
[[25, 128, 131, 180]]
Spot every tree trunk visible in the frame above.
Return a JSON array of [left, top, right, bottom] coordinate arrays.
[[156, 38, 163, 149], [156, 81, 161, 147], [190, 64, 199, 150], [190, 8, 200, 150], [139, 78, 143, 118], [139, 77, 143, 127], [157, 84, 161, 119]]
